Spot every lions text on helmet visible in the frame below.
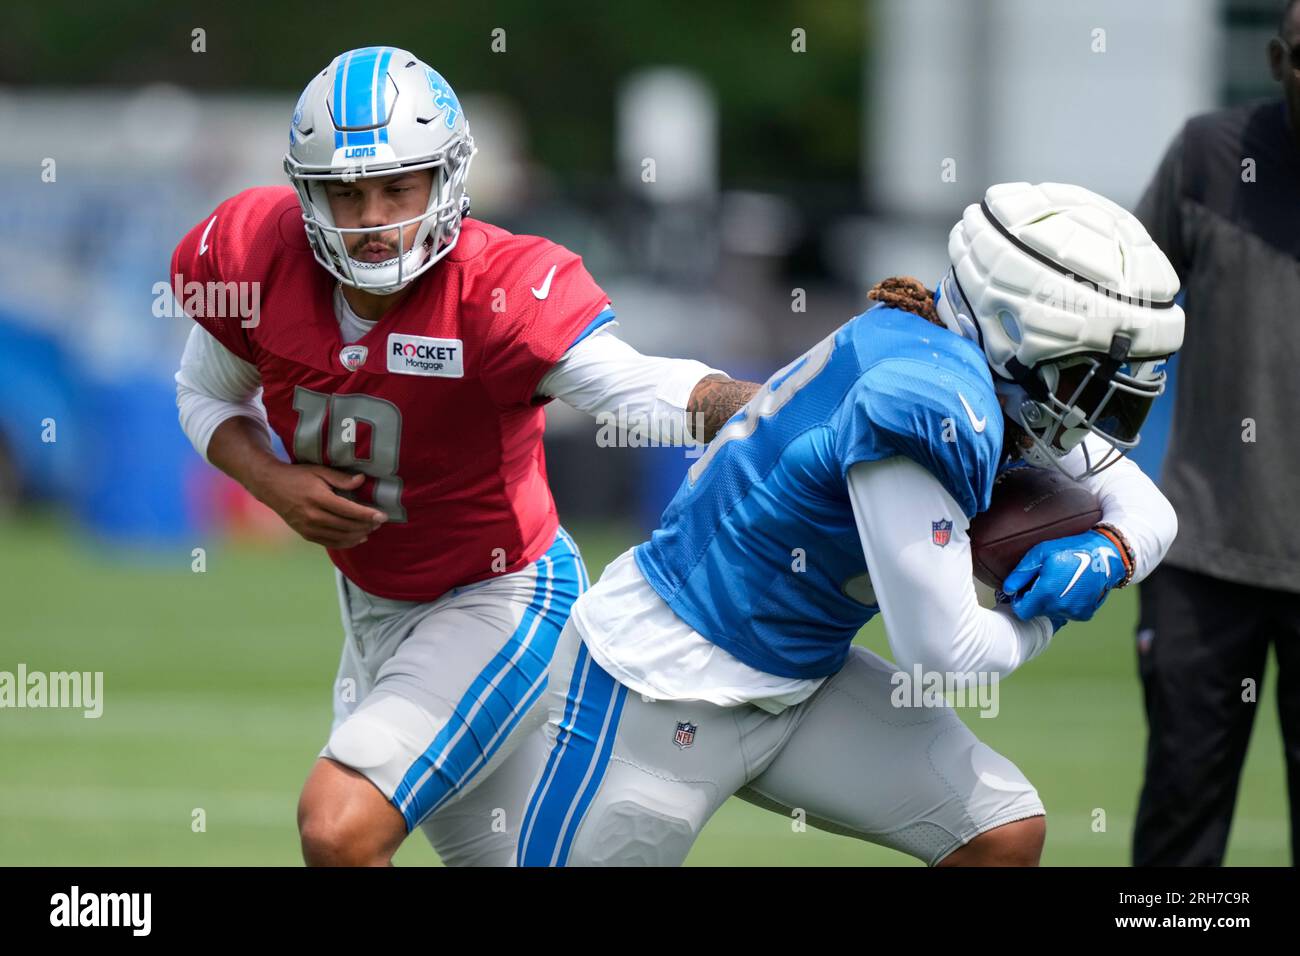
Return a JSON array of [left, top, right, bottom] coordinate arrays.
[[284, 46, 476, 295], [935, 182, 1185, 480]]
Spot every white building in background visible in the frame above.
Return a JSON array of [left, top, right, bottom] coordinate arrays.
[[860, 0, 1221, 286]]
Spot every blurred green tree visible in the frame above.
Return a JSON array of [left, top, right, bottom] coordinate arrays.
[[3, 0, 863, 187]]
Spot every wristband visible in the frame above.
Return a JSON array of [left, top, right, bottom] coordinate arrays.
[[1094, 522, 1135, 588]]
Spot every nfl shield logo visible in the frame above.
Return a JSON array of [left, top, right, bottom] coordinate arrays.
[[673, 721, 697, 749], [931, 518, 953, 548], [339, 345, 368, 372]]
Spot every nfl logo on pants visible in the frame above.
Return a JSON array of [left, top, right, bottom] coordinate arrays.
[[673, 721, 697, 749], [931, 519, 953, 547]]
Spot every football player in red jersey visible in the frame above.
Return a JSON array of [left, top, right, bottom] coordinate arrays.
[[172, 46, 758, 866]]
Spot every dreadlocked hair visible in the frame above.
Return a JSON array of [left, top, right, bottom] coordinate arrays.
[[866, 276, 942, 327]]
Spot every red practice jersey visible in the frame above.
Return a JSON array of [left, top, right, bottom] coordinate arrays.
[[171, 186, 613, 600]]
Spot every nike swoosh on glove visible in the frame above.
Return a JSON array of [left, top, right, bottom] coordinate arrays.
[[1002, 529, 1127, 626]]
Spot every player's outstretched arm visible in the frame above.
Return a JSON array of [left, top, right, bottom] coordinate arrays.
[[847, 456, 1056, 680], [687, 374, 761, 444], [537, 328, 759, 445]]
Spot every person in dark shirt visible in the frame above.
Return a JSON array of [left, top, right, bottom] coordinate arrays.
[[1132, 0, 1300, 866]]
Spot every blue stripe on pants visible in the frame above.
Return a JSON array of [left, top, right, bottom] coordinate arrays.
[[516, 639, 629, 866], [390, 529, 585, 830]]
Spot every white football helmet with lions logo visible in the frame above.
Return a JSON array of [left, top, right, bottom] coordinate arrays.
[[935, 182, 1185, 479], [284, 46, 476, 294]]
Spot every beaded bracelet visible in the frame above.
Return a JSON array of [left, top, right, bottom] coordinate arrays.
[[1094, 522, 1136, 588]]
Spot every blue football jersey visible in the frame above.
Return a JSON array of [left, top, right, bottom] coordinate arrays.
[[634, 304, 1004, 679]]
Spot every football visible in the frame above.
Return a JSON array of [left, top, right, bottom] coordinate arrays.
[[969, 466, 1103, 589]]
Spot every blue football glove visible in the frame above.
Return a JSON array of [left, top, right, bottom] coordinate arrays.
[[993, 587, 1069, 633], [1002, 529, 1127, 626]]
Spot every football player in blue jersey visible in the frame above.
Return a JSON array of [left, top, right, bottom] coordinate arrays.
[[513, 182, 1185, 867]]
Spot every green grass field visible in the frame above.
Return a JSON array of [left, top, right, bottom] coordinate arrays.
[[0, 510, 1289, 865]]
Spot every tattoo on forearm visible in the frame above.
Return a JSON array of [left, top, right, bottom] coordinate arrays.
[[687, 374, 761, 443]]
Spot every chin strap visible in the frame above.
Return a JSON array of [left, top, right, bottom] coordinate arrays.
[[1002, 355, 1052, 405]]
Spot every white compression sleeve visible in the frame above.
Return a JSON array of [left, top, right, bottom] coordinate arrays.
[[537, 325, 726, 444], [1061, 434, 1178, 584], [847, 456, 1054, 679], [175, 323, 268, 461]]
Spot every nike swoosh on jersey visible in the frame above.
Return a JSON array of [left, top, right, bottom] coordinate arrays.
[[958, 391, 986, 433], [531, 264, 557, 300], [1059, 551, 1092, 596], [198, 215, 218, 255]]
